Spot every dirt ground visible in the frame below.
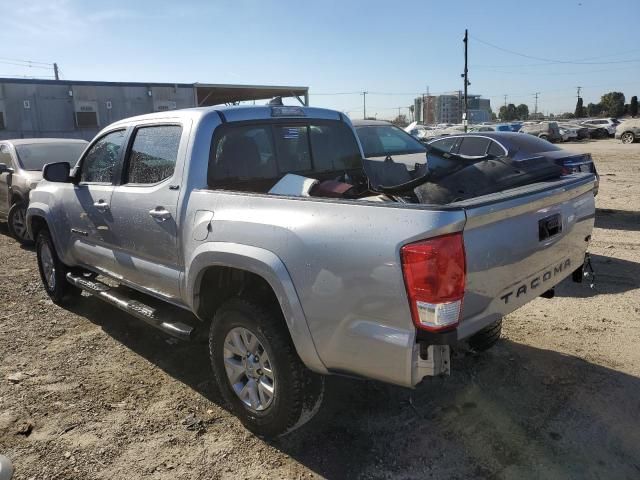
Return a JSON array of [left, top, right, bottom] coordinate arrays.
[[1, 138, 639, 480]]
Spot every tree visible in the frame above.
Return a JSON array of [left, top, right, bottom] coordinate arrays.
[[631, 96, 638, 117], [562, 112, 576, 119], [392, 114, 408, 127], [516, 104, 529, 120], [491, 111, 498, 121], [575, 97, 585, 118], [500, 104, 518, 121], [587, 102, 602, 117], [600, 91, 625, 117]]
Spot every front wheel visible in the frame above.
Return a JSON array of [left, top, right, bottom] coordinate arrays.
[[8, 202, 33, 246], [621, 132, 635, 144], [36, 229, 81, 305], [209, 297, 324, 438]]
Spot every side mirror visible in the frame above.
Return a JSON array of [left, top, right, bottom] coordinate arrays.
[[43, 162, 71, 183], [0, 163, 14, 175]]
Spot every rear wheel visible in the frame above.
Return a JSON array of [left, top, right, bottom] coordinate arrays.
[[468, 318, 502, 352], [36, 229, 80, 305], [539, 134, 549, 141], [621, 132, 635, 144], [8, 202, 33, 246], [209, 297, 324, 438]]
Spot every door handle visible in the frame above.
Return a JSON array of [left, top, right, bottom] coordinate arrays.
[[149, 207, 172, 221], [93, 200, 110, 211]]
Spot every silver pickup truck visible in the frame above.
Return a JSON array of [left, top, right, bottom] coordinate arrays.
[[27, 105, 595, 437]]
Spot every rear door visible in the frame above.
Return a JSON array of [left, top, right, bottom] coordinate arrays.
[[456, 174, 596, 339], [107, 122, 187, 301]]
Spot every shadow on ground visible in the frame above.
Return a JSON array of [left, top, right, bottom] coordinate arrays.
[[554, 253, 640, 298], [595, 208, 640, 232], [66, 295, 640, 479]]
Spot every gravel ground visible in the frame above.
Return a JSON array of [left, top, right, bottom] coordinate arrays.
[[1, 138, 639, 479]]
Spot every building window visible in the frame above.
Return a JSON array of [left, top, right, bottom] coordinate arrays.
[[75, 111, 99, 128], [0, 112, 5, 130]]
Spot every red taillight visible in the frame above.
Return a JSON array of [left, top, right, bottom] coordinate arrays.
[[401, 233, 466, 332], [561, 166, 571, 175]]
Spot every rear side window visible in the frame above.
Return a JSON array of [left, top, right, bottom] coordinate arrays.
[[457, 137, 491, 156], [430, 137, 460, 153], [126, 125, 182, 184], [208, 120, 361, 190], [80, 130, 126, 183], [488, 140, 506, 157]]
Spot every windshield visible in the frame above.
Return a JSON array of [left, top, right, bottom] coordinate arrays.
[[15, 142, 86, 171], [355, 125, 426, 157], [16, 142, 87, 171]]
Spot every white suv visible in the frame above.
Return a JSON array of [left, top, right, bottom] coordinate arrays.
[[581, 118, 620, 136]]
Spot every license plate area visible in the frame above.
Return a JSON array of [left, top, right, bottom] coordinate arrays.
[[539, 213, 562, 241]]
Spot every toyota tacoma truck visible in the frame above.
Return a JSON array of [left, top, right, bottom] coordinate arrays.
[[27, 105, 595, 437]]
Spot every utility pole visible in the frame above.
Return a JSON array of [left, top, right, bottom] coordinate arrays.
[[53, 62, 59, 80], [533, 92, 540, 116], [576, 86, 582, 99], [503, 94, 508, 109], [361, 91, 368, 119], [462, 29, 469, 132]]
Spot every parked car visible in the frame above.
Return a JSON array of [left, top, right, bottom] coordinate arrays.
[[558, 127, 575, 142], [581, 118, 619, 136], [560, 123, 590, 140], [353, 119, 426, 163], [27, 105, 595, 437], [519, 121, 563, 142], [615, 118, 640, 144], [0, 138, 87, 244], [427, 132, 599, 194]]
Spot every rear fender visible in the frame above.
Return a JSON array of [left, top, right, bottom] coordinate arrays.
[[186, 242, 328, 374]]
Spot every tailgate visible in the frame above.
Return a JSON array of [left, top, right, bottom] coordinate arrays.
[[455, 173, 595, 339]]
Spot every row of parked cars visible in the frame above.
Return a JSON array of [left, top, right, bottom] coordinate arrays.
[[407, 117, 640, 145]]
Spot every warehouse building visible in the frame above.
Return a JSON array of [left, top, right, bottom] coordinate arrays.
[[0, 78, 309, 140]]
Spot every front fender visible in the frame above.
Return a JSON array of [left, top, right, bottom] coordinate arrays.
[[185, 242, 328, 374]]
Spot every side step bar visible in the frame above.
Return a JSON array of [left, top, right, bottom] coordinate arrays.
[[66, 273, 194, 341]]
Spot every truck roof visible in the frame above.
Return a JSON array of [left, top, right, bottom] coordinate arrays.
[[109, 105, 344, 128]]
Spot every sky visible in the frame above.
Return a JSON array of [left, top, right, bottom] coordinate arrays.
[[1, 0, 639, 120]]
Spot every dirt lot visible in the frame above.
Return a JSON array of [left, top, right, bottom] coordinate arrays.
[[1, 138, 639, 479]]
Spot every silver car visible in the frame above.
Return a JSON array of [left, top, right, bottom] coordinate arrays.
[[615, 119, 640, 144], [0, 138, 87, 244]]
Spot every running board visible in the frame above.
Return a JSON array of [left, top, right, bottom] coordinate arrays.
[[66, 273, 194, 341]]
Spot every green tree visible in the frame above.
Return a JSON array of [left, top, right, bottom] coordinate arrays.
[[500, 103, 518, 121], [516, 103, 529, 120], [575, 97, 585, 118], [587, 103, 602, 117], [630, 96, 638, 117], [491, 111, 498, 121], [600, 91, 625, 117], [392, 114, 408, 127], [562, 112, 576, 119]]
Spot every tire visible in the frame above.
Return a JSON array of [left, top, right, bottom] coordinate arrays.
[[539, 134, 549, 141], [36, 229, 81, 305], [209, 297, 324, 438], [467, 318, 502, 352], [621, 132, 635, 144], [8, 202, 33, 246]]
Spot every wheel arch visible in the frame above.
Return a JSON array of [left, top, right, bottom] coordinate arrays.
[[186, 242, 328, 374]]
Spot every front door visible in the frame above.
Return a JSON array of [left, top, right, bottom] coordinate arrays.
[[0, 144, 14, 217], [108, 123, 185, 301], [63, 129, 127, 270]]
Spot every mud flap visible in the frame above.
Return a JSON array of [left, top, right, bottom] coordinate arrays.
[[412, 344, 451, 385]]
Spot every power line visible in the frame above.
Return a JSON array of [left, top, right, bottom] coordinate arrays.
[[0, 56, 53, 66], [470, 34, 640, 65], [0, 60, 52, 69]]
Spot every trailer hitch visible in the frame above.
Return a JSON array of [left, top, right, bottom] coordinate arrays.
[[572, 252, 595, 288]]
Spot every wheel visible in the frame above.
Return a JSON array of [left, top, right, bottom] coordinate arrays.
[[36, 229, 81, 305], [467, 318, 502, 352], [621, 132, 635, 144], [539, 134, 549, 141], [209, 297, 324, 438], [8, 202, 33, 246]]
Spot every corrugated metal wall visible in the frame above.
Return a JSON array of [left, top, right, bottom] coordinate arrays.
[[0, 81, 196, 140]]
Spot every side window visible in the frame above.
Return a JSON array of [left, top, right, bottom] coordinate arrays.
[[126, 125, 182, 184], [488, 140, 506, 157], [430, 137, 459, 153], [80, 130, 126, 183], [0, 145, 13, 167], [458, 137, 491, 156]]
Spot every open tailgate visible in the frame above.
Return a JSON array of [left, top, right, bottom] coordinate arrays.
[[456, 173, 595, 339]]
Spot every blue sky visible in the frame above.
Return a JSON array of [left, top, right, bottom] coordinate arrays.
[[1, 0, 639, 119]]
